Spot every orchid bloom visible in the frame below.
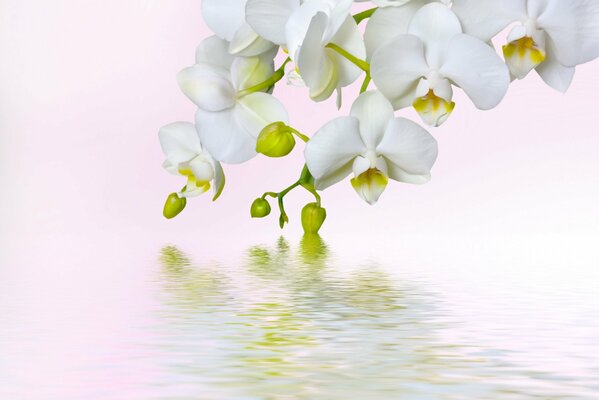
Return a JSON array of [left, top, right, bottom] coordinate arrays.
[[202, 0, 275, 56], [304, 91, 438, 205], [356, 0, 448, 9], [177, 36, 289, 164], [247, 0, 365, 103], [364, 0, 439, 59], [453, 0, 599, 92], [159, 122, 225, 200], [370, 3, 510, 127]]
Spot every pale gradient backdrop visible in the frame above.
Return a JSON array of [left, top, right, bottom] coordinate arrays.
[[1, 0, 598, 261], [2, 2, 599, 398]]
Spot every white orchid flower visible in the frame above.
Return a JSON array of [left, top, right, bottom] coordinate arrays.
[[293, 11, 365, 103], [364, 0, 439, 59], [247, 0, 365, 103], [246, 0, 301, 47], [304, 91, 438, 205], [177, 36, 289, 164], [202, 0, 275, 56], [452, 0, 599, 92], [370, 3, 510, 127], [355, 0, 448, 8], [246, 0, 351, 50], [159, 122, 225, 200]]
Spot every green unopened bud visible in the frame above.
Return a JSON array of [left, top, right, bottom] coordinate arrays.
[[250, 198, 271, 218], [163, 192, 187, 219], [256, 122, 296, 158], [301, 203, 326, 234]]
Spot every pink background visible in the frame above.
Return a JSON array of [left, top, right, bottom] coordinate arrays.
[[1, 2, 599, 398], [1, 0, 598, 258]]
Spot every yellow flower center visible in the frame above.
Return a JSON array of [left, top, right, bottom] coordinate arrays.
[[502, 36, 546, 79], [412, 90, 455, 127], [350, 168, 389, 205], [178, 168, 211, 193]]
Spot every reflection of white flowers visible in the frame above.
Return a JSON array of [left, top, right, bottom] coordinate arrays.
[[177, 36, 288, 164], [159, 0, 599, 232], [453, 0, 599, 92], [371, 3, 510, 127], [159, 122, 225, 200], [305, 91, 438, 205]]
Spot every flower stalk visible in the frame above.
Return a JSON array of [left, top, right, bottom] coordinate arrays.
[[326, 43, 370, 73], [260, 164, 321, 229], [236, 57, 292, 98], [353, 7, 377, 25]]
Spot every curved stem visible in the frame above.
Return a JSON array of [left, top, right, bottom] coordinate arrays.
[[325, 43, 370, 73], [304, 185, 321, 206], [259, 165, 322, 228], [353, 7, 377, 24], [360, 74, 371, 94], [261, 192, 278, 200], [237, 57, 291, 98], [277, 181, 300, 228], [289, 127, 310, 143]]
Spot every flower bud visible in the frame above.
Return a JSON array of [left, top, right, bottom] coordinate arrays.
[[301, 203, 327, 235], [250, 198, 271, 218], [163, 192, 187, 219], [256, 122, 296, 158]]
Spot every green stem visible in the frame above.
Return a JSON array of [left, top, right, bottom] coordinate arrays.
[[277, 181, 300, 228], [289, 127, 310, 143], [262, 192, 278, 200], [353, 7, 377, 24], [326, 43, 370, 73], [360, 74, 371, 94], [304, 185, 321, 206], [298, 165, 321, 206], [260, 165, 322, 228], [237, 57, 291, 98]]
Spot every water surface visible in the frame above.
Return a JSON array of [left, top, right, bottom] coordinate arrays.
[[2, 235, 598, 399]]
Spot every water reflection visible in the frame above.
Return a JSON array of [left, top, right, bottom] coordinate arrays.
[[156, 237, 598, 400]]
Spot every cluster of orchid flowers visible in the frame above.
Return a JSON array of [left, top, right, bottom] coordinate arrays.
[[159, 0, 599, 234]]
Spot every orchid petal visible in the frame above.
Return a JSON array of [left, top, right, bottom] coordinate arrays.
[[230, 55, 274, 92], [189, 154, 216, 183], [322, 0, 354, 43], [536, 37, 575, 92], [297, 12, 338, 101], [371, 0, 412, 6], [532, 0, 599, 67], [246, 0, 300, 45], [350, 91, 394, 150], [440, 34, 510, 110], [229, 22, 276, 57], [451, 0, 527, 42], [212, 161, 226, 201], [195, 36, 235, 70], [286, 0, 352, 59], [201, 0, 246, 42], [195, 107, 256, 164], [407, 3, 462, 69], [350, 166, 389, 205], [158, 122, 203, 171], [329, 16, 365, 88], [304, 117, 366, 190], [286, 0, 329, 59], [370, 34, 429, 110], [177, 64, 236, 111], [364, 0, 431, 60], [376, 118, 438, 184]]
